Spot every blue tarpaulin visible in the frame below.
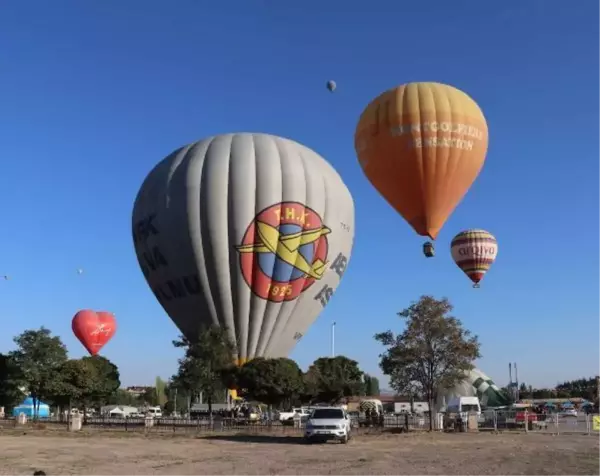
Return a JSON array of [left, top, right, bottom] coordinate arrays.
[[12, 396, 50, 418]]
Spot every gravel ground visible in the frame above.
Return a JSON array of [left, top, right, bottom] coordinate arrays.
[[0, 430, 598, 475]]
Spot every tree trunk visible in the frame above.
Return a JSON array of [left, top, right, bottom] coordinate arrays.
[[428, 398, 434, 431], [32, 393, 38, 421], [208, 394, 213, 426]]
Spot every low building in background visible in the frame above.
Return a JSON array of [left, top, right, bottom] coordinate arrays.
[[100, 405, 139, 417]]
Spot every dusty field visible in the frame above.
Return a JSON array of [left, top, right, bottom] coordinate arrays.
[[0, 430, 598, 475]]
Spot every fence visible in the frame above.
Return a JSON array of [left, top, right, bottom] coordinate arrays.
[[477, 410, 598, 435], [1, 412, 597, 436], [0, 414, 431, 434]]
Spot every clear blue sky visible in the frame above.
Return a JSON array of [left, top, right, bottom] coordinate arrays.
[[0, 0, 597, 389]]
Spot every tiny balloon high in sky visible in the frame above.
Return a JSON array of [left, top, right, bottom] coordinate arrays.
[[72, 310, 117, 356]]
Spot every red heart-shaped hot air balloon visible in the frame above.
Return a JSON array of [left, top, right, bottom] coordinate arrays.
[[72, 309, 117, 356]]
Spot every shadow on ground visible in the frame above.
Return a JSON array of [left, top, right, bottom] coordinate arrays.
[[201, 433, 306, 445]]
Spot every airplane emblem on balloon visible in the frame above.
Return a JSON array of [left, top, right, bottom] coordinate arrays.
[[237, 202, 331, 302], [236, 220, 331, 279]]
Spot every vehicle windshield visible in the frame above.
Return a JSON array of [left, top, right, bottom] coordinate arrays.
[[311, 409, 344, 419], [461, 404, 479, 412]]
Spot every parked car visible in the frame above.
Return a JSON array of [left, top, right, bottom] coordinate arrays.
[[304, 407, 351, 444]]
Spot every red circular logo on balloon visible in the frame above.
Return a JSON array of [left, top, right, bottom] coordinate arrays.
[[236, 202, 330, 302]]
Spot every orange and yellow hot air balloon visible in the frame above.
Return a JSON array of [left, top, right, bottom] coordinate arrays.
[[354, 82, 488, 256]]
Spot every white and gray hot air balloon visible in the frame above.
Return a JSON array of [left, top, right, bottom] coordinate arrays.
[[132, 133, 355, 364]]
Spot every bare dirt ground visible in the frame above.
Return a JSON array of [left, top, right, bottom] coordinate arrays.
[[0, 430, 598, 475]]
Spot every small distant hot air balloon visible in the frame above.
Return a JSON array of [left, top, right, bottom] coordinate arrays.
[[355, 82, 489, 256], [76, 268, 84, 275], [326, 80, 336, 92], [72, 310, 117, 356], [451, 229, 498, 288]]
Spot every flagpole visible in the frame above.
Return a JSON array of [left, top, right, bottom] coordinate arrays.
[[331, 321, 336, 357]]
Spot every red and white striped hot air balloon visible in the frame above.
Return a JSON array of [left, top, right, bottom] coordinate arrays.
[[450, 229, 498, 288]]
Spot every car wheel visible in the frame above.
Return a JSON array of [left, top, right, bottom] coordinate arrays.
[[340, 434, 349, 444], [304, 437, 313, 444]]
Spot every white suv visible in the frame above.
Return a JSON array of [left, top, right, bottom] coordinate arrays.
[[304, 407, 351, 444]]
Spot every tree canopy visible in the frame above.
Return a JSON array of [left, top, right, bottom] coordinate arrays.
[[304, 356, 364, 404], [8, 327, 69, 416], [375, 295, 480, 429], [171, 326, 235, 414], [237, 357, 304, 407], [363, 374, 380, 396]]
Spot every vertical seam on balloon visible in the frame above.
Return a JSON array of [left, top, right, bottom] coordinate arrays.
[[185, 139, 221, 339], [447, 89, 468, 233], [414, 83, 427, 236], [435, 88, 454, 233], [255, 135, 284, 357], [199, 136, 225, 334], [417, 83, 438, 238], [165, 144, 196, 339], [263, 142, 311, 357], [246, 134, 260, 360], [226, 134, 240, 362], [246, 134, 266, 358]]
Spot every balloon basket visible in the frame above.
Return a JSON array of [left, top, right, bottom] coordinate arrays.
[[423, 241, 435, 258], [472, 283, 480, 289]]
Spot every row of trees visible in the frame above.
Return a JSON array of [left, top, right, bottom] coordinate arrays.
[[0, 327, 381, 417], [2, 296, 592, 428], [515, 378, 599, 401], [0, 295, 487, 431], [0, 328, 120, 415], [168, 326, 380, 413]]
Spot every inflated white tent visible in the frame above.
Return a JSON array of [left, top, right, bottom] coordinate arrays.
[[437, 367, 510, 410]]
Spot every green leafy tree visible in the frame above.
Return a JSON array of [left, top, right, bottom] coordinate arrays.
[[363, 374, 380, 396], [53, 359, 95, 411], [154, 377, 168, 407], [532, 388, 553, 399], [8, 327, 68, 418], [164, 382, 191, 415], [304, 356, 364, 404], [171, 326, 235, 416], [519, 382, 531, 399], [237, 357, 304, 408], [84, 356, 121, 407], [375, 295, 480, 430], [51, 356, 120, 419], [106, 389, 142, 406], [0, 353, 25, 409]]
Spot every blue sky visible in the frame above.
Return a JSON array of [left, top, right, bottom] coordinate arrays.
[[0, 0, 597, 389]]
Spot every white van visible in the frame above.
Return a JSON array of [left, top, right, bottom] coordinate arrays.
[[146, 406, 162, 418], [446, 397, 481, 416]]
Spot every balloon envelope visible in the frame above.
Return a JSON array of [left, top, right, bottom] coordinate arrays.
[[326, 80, 336, 92], [72, 310, 117, 356], [132, 133, 354, 363], [355, 82, 488, 239], [451, 229, 498, 285]]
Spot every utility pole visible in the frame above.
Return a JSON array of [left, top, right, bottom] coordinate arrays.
[[331, 321, 336, 357]]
